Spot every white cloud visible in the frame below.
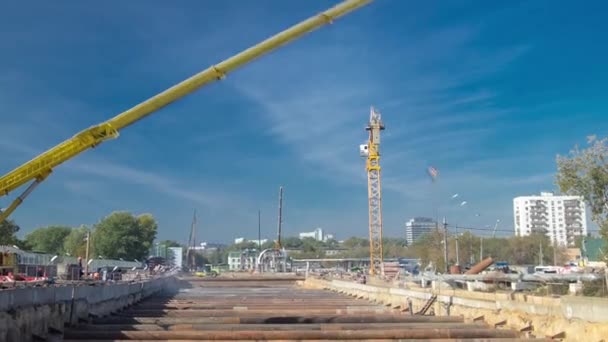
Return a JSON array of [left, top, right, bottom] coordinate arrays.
[[229, 22, 528, 203], [66, 160, 231, 209]]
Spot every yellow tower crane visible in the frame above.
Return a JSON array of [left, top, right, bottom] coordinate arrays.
[[0, 0, 373, 224], [360, 106, 385, 276]]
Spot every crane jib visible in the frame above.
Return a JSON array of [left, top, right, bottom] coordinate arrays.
[[0, 0, 373, 223]]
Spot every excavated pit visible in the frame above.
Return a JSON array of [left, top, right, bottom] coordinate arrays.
[[63, 276, 542, 341]]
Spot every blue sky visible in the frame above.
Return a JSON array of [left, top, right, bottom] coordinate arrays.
[[1, 1, 606, 244]]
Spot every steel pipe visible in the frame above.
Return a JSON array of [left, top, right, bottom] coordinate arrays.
[[73, 322, 485, 331], [64, 328, 520, 340], [92, 314, 465, 325]]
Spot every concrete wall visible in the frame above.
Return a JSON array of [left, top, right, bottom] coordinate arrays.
[[303, 278, 608, 342], [0, 277, 179, 342]]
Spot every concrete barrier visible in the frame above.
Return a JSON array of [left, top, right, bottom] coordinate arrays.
[[303, 277, 608, 341], [0, 276, 178, 342]]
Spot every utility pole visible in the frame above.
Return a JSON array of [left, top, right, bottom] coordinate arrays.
[[539, 241, 544, 266], [84, 230, 90, 278], [479, 237, 483, 262], [469, 229, 474, 265], [188, 210, 197, 271], [258, 209, 262, 249], [443, 217, 449, 274], [276, 186, 283, 249], [454, 225, 460, 266], [582, 237, 587, 266], [553, 242, 557, 266]]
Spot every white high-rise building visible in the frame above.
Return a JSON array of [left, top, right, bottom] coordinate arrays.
[[405, 217, 436, 246], [513, 192, 587, 246]]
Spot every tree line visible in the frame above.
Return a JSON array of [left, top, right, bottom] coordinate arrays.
[[281, 233, 566, 270], [0, 211, 157, 261], [194, 233, 567, 269]]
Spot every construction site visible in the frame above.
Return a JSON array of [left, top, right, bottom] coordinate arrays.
[[1, 0, 608, 341]]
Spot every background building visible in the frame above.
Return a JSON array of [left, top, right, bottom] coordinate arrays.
[[513, 192, 587, 246], [299, 227, 323, 241], [234, 238, 268, 246], [298, 227, 334, 242], [167, 247, 183, 269], [405, 217, 436, 245], [227, 250, 258, 271]]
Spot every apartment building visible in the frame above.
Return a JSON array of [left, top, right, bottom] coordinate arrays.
[[513, 192, 587, 246]]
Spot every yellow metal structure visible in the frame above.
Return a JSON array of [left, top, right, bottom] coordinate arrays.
[[0, 0, 373, 223], [363, 106, 385, 276]]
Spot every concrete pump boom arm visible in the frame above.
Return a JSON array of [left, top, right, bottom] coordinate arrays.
[[0, 0, 372, 223]]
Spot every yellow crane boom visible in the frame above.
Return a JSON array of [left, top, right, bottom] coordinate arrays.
[[0, 0, 373, 223]]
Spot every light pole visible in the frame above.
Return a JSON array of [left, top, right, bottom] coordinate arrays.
[[443, 217, 449, 274], [84, 230, 91, 278], [492, 219, 500, 238], [258, 209, 262, 249], [454, 227, 460, 266], [454, 200, 467, 267]]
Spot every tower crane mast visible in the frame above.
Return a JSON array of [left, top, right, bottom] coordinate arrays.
[[361, 106, 385, 276], [0, 0, 373, 224]]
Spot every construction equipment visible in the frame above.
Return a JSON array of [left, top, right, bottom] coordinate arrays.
[[359, 107, 385, 276], [275, 186, 284, 250], [187, 211, 198, 272], [0, 0, 373, 224], [195, 264, 219, 277], [256, 186, 288, 273]]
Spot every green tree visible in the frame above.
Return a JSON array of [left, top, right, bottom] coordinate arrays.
[[508, 233, 556, 265], [63, 226, 90, 258], [324, 238, 340, 248], [383, 238, 413, 258], [194, 252, 210, 267], [342, 237, 368, 249], [453, 231, 482, 265], [208, 249, 224, 265], [282, 237, 303, 248], [0, 219, 20, 245], [24, 226, 72, 254], [557, 135, 608, 241], [137, 214, 158, 255], [261, 240, 275, 250], [158, 240, 182, 248], [481, 237, 512, 262], [410, 230, 446, 271], [230, 241, 258, 251], [92, 212, 158, 260]]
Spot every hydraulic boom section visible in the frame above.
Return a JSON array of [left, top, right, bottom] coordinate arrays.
[[0, 0, 373, 224], [361, 106, 385, 276]]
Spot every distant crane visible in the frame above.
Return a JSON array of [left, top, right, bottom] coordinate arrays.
[[187, 211, 198, 271], [275, 186, 284, 250], [360, 106, 385, 276], [492, 219, 500, 238]]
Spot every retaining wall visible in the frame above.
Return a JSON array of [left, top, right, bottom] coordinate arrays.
[[303, 278, 608, 341], [0, 276, 179, 342]]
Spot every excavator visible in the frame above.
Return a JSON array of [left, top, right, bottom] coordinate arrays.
[[0, 0, 373, 224]]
